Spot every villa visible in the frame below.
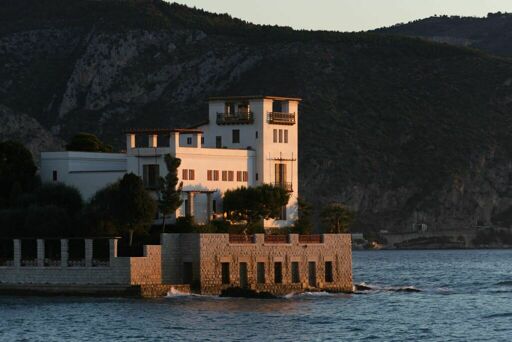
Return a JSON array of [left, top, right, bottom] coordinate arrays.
[[41, 95, 300, 228], [0, 95, 352, 296]]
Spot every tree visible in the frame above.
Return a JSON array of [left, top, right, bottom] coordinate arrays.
[[0, 141, 38, 208], [66, 133, 113, 152], [34, 183, 83, 217], [114, 173, 157, 246], [223, 184, 290, 226], [321, 203, 354, 233], [293, 197, 313, 234], [158, 154, 183, 232], [82, 183, 120, 237]]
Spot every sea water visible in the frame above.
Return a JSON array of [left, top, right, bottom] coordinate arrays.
[[1, 250, 511, 341]]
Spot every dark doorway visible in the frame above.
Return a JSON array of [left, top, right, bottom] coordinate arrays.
[[216, 136, 222, 148], [308, 262, 316, 287], [221, 262, 230, 284], [274, 262, 283, 284], [239, 262, 248, 288]]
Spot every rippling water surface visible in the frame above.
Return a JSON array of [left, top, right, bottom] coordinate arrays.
[[1, 250, 512, 341]]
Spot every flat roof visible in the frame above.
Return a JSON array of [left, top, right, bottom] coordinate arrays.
[[124, 128, 203, 134], [208, 95, 302, 102]]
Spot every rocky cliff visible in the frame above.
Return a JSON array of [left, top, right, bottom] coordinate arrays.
[[2, 0, 512, 233]]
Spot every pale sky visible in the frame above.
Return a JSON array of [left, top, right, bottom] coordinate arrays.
[[172, 0, 512, 32]]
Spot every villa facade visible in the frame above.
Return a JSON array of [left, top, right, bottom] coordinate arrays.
[[41, 96, 300, 228]]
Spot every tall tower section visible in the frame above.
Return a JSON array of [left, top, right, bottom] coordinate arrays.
[[205, 96, 301, 228]]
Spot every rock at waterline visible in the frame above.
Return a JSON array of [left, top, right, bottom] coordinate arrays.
[[220, 287, 277, 299]]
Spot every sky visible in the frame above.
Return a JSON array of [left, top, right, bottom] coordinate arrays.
[[172, 0, 512, 32]]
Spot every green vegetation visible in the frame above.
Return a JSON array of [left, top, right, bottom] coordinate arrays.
[[87, 174, 157, 245], [0, 182, 84, 238], [321, 203, 355, 233], [0, 141, 38, 208], [223, 184, 290, 226], [158, 154, 183, 232], [66, 133, 113, 153], [292, 198, 313, 234]]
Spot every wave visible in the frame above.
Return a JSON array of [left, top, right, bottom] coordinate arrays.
[[483, 312, 512, 319], [354, 282, 421, 293], [284, 291, 336, 299], [495, 280, 512, 286]]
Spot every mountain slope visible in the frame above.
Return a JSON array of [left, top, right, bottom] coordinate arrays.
[[2, 0, 512, 233], [376, 13, 512, 56]]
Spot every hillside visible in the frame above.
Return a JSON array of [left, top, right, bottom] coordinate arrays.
[[377, 12, 512, 56], [2, 0, 512, 233]]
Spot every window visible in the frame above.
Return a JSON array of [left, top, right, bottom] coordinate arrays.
[[236, 171, 242, 182], [187, 137, 192, 145], [240, 262, 248, 288], [225, 102, 235, 114], [243, 171, 248, 182], [216, 136, 222, 148], [228, 171, 234, 182], [274, 262, 283, 284], [213, 170, 219, 181], [279, 129, 283, 143], [222, 171, 228, 181], [201, 137, 204, 145], [291, 262, 300, 283], [273, 129, 277, 143], [212, 200, 217, 212], [182, 169, 188, 180], [325, 261, 333, 283], [143, 164, 160, 188], [255, 131, 258, 139], [221, 262, 230, 284], [255, 173, 259, 181], [308, 262, 316, 287], [284, 130, 288, 143], [207, 170, 213, 181], [257, 262, 265, 284], [52, 170, 58, 182], [189, 169, 195, 180], [232, 129, 240, 144], [238, 102, 249, 113]]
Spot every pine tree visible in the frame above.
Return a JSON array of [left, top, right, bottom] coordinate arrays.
[[158, 154, 183, 232]]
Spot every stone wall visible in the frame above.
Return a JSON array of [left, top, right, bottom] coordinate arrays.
[[0, 239, 162, 286], [160, 233, 352, 295], [129, 245, 162, 285]]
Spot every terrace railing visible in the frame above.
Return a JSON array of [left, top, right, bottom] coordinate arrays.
[[264, 235, 288, 244], [267, 112, 296, 125], [217, 112, 254, 125], [229, 235, 254, 244], [299, 235, 323, 244]]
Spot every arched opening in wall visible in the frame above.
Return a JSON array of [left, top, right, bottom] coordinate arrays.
[[92, 239, 109, 267], [21, 239, 37, 266], [44, 239, 61, 266], [0, 240, 13, 266], [68, 239, 85, 267]]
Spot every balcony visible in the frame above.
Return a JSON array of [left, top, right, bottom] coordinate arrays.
[[267, 112, 295, 125], [271, 182, 293, 192], [216, 112, 254, 125]]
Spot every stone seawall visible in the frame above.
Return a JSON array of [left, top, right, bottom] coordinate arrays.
[[161, 233, 353, 296]]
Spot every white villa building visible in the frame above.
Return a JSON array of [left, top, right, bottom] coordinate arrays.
[[41, 96, 301, 228]]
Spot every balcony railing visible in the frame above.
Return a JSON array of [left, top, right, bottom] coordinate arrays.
[[299, 235, 323, 244], [264, 235, 288, 244], [217, 112, 254, 125], [267, 112, 296, 125], [271, 182, 293, 192], [229, 235, 254, 244]]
